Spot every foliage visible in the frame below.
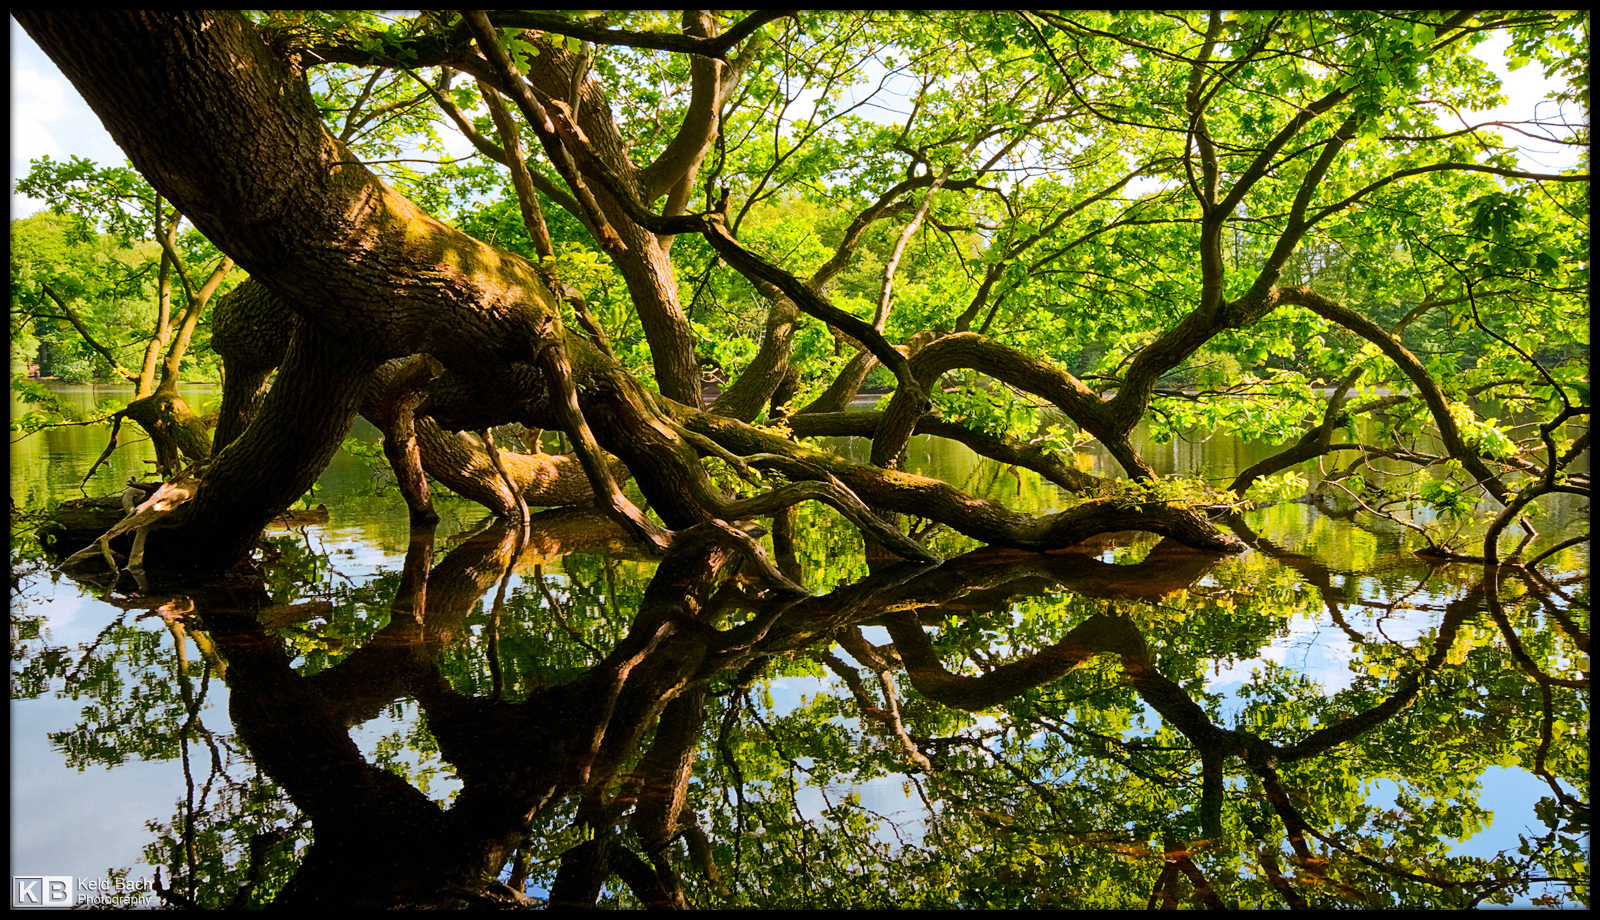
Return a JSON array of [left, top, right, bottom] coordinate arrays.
[[10, 210, 162, 383], [9, 9, 1590, 908], [12, 454, 1588, 907]]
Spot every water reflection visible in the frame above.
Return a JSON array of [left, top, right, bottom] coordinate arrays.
[[10, 385, 1589, 908], [12, 499, 1589, 908]]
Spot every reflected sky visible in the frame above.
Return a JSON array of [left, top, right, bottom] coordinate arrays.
[[10, 388, 1590, 909]]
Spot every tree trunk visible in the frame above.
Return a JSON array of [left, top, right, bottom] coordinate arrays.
[[148, 324, 377, 575], [120, 386, 212, 475], [18, 11, 717, 572]]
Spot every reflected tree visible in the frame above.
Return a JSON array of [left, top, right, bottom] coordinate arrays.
[[20, 503, 1582, 908]]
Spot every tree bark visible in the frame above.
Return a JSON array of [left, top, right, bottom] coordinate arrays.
[[21, 11, 1265, 575], [17, 11, 723, 572], [679, 407, 1243, 554]]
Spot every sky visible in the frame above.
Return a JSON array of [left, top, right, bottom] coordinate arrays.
[[9, 15, 1584, 218]]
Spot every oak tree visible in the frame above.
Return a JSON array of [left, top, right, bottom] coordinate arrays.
[[16, 10, 1588, 580]]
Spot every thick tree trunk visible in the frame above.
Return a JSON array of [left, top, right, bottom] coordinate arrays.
[[18, 11, 720, 572], [216, 286, 622, 519], [22, 11, 1260, 576], [148, 325, 378, 575], [17, 12, 561, 371]]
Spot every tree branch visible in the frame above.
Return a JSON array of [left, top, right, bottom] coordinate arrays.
[[39, 283, 138, 383]]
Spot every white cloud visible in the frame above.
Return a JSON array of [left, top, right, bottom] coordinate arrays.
[[10, 17, 126, 215], [11, 66, 67, 164]]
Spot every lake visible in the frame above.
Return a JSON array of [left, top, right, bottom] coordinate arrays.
[[9, 383, 1590, 908]]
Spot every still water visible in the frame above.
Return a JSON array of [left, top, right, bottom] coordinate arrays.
[[10, 384, 1590, 908]]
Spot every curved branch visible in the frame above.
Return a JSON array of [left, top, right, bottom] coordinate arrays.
[[39, 283, 138, 383], [1281, 287, 1512, 504], [679, 407, 1243, 554], [870, 332, 1143, 476], [513, 81, 927, 407], [639, 11, 730, 202], [888, 611, 1145, 711], [1230, 292, 1448, 495]]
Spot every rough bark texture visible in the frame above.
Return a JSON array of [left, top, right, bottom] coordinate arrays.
[[119, 387, 212, 473], [165, 325, 377, 574], [21, 11, 1263, 576], [214, 285, 621, 519], [210, 279, 293, 452], [18, 12, 725, 572]]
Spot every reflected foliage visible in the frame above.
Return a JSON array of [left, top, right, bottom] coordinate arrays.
[[13, 499, 1587, 908], [10, 8, 1589, 910]]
